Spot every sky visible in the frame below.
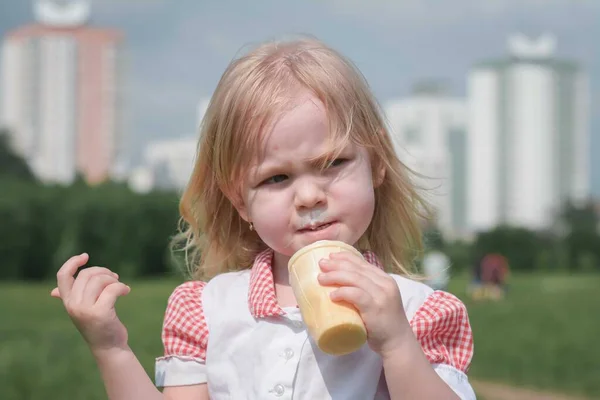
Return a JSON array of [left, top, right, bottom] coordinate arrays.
[[1, 0, 599, 195]]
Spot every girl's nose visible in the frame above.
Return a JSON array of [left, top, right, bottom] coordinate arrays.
[[294, 179, 327, 210]]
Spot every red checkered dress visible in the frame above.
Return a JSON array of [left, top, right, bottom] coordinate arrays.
[[160, 249, 473, 373]]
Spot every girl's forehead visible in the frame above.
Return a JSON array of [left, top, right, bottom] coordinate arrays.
[[241, 90, 358, 171], [265, 97, 327, 148]]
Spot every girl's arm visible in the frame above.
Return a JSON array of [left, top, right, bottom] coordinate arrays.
[[318, 253, 475, 400], [52, 254, 210, 400], [381, 290, 475, 400], [382, 336, 461, 399], [93, 347, 162, 400], [163, 385, 209, 400], [94, 347, 209, 400]]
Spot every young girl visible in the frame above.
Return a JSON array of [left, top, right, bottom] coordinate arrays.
[[52, 37, 475, 399]]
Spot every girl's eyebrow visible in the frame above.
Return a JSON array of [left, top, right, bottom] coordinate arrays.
[[307, 145, 351, 169], [252, 159, 290, 177], [307, 153, 336, 169], [252, 148, 346, 177]]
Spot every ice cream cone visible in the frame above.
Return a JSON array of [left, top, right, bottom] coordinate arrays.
[[288, 240, 367, 356]]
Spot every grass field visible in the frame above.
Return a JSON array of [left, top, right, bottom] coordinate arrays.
[[1, 272, 599, 399]]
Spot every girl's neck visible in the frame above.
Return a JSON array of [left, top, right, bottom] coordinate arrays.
[[272, 251, 291, 286], [272, 251, 298, 308]]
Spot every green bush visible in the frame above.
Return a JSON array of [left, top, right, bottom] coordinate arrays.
[[1, 178, 181, 281]]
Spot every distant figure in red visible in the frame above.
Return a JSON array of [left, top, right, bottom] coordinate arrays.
[[480, 253, 509, 300]]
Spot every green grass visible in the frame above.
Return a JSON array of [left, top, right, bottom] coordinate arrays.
[[0, 280, 175, 400], [448, 273, 600, 398], [1, 273, 598, 399]]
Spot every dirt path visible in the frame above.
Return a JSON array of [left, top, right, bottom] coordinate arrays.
[[471, 380, 591, 400]]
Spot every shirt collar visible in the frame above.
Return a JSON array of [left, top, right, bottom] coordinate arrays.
[[248, 247, 383, 319]]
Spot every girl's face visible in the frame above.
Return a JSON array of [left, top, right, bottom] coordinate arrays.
[[236, 92, 385, 263]]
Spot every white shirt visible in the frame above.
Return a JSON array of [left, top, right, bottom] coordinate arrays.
[[155, 249, 476, 399]]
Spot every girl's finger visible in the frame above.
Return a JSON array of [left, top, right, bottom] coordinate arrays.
[[81, 274, 120, 306], [320, 257, 363, 272], [318, 269, 381, 295], [70, 267, 119, 304], [329, 286, 373, 313], [96, 282, 131, 310], [50, 287, 60, 298], [56, 253, 89, 301], [329, 251, 390, 279], [320, 257, 389, 289]]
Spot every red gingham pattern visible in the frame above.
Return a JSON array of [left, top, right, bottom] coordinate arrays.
[[160, 248, 474, 372], [409, 291, 474, 373], [363, 251, 382, 269], [248, 249, 382, 318], [161, 281, 208, 360], [248, 249, 286, 318]]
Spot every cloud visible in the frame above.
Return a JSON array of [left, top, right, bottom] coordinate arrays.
[[130, 79, 200, 116], [168, 14, 243, 59], [92, 0, 168, 17], [326, 0, 599, 26], [202, 32, 242, 57]]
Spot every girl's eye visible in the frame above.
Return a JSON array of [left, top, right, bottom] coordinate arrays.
[[263, 174, 288, 185], [328, 158, 347, 168]]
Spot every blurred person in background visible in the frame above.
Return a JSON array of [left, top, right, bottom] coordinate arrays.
[[422, 249, 451, 291], [480, 253, 510, 300]]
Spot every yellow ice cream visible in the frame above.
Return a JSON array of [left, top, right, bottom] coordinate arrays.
[[288, 240, 367, 356]]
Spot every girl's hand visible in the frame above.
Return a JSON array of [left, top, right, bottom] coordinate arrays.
[[51, 253, 131, 355], [318, 251, 411, 357]]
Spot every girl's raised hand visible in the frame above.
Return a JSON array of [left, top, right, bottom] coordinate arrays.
[[51, 253, 131, 355], [318, 251, 412, 357]]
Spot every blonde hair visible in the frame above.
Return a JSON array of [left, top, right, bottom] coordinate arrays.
[[175, 36, 432, 280]]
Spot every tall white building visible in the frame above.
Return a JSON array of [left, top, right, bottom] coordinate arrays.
[[137, 136, 198, 191], [129, 98, 210, 193], [386, 82, 468, 237], [467, 34, 590, 232], [0, 0, 125, 185]]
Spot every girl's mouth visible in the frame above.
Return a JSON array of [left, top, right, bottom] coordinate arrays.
[[299, 222, 334, 232]]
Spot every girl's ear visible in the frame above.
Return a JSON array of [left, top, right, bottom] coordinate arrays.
[[231, 193, 250, 222], [373, 161, 386, 188]]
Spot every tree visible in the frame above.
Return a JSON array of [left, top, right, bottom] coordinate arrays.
[[559, 201, 600, 271], [0, 129, 35, 181], [559, 200, 599, 235]]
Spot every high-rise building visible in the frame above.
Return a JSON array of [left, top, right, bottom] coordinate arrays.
[[467, 34, 590, 232], [0, 0, 125, 184], [386, 82, 468, 238], [129, 98, 210, 193], [137, 136, 198, 191]]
